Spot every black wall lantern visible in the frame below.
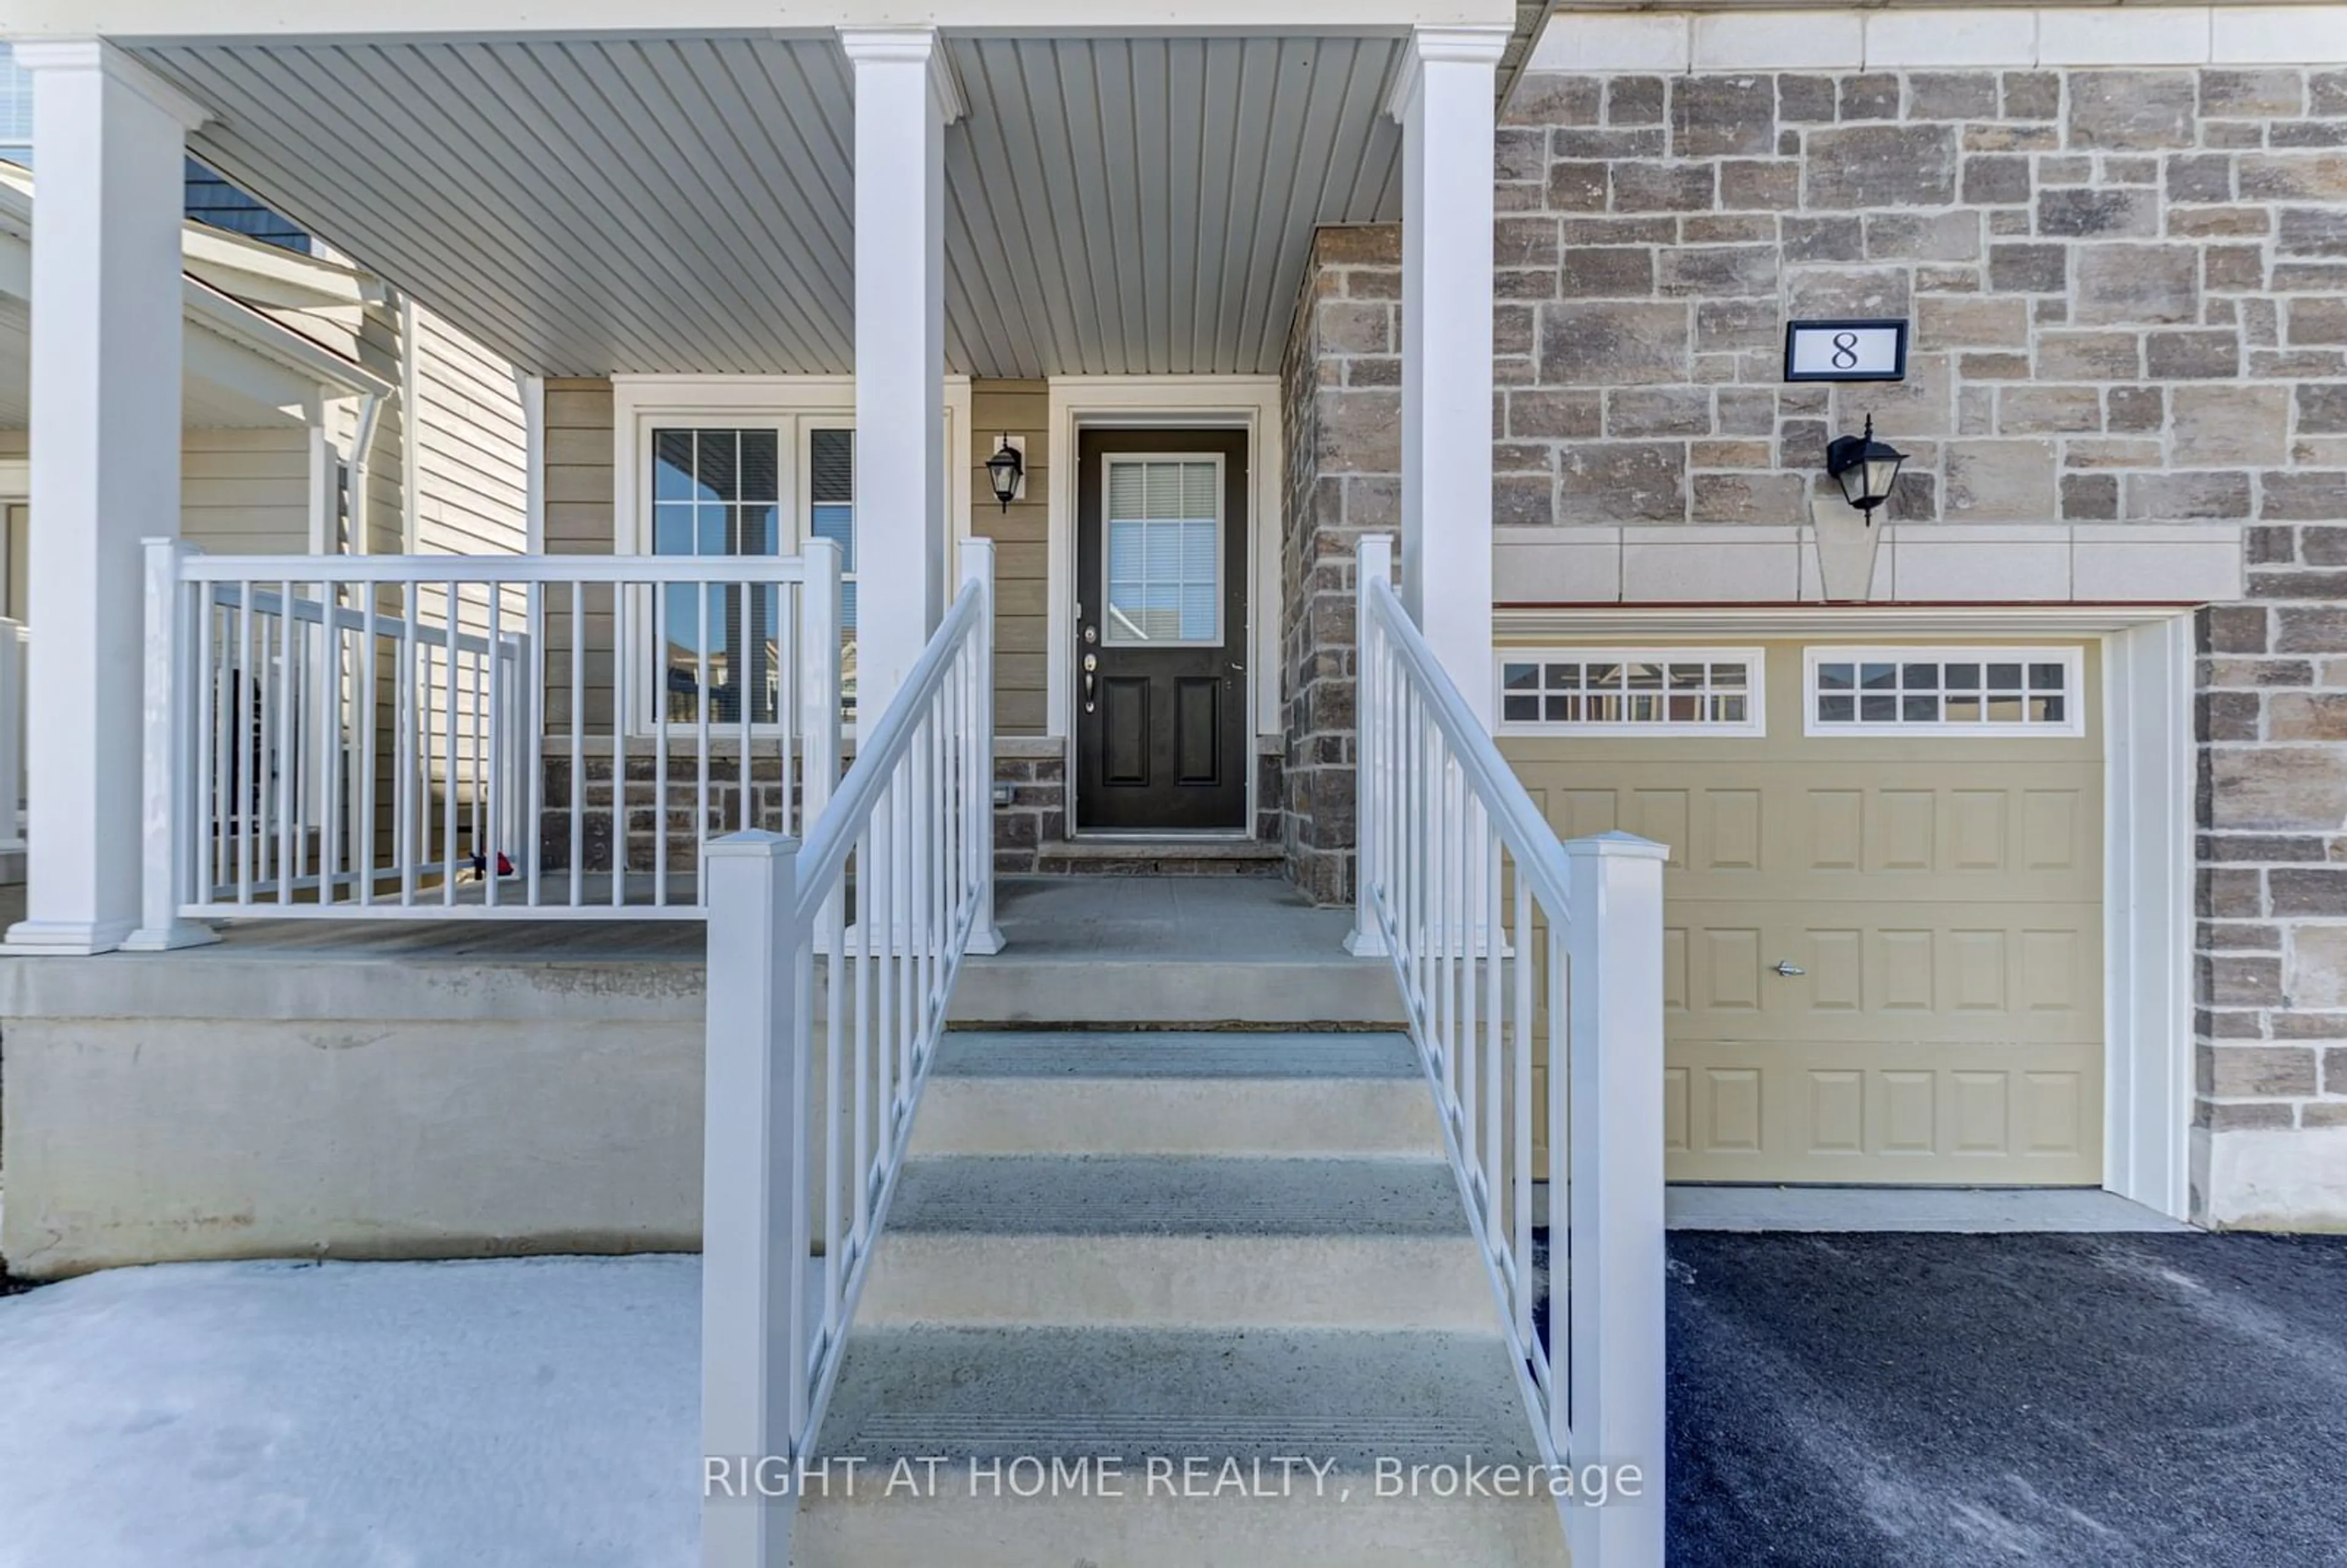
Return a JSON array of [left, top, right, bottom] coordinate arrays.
[[985, 435, 1024, 511], [1825, 414, 1906, 515]]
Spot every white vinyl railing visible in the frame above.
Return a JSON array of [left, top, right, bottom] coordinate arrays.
[[700, 539, 1000, 1568], [0, 616, 24, 857], [138, 538, 842, 929], [1348, 533, 1667, 1567]]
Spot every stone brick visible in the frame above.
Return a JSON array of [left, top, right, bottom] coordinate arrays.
[[1315, 301, 1391, 355], [1919, 295, 2030, 349], [1559, 442, 1686, 522], [2202, 68, 2305, 118], [2037, 331, 2141, 379], [2037, 188, 2159, 238], [2000, 385, 2103, 434], [2126, 471, 2253, 520], [1607, 75, 1666, 127], [1776, 74, 1835, 123], [2146, 329, 2242, 379], [1805, 124, 1958, 207], [1493, 473, 1555, 527], [2202, 1101, 2296, 1132], [1546, 160, 1609, 212], [1988, 243, 2068, 293], [2207, 1044, 2318, 1094], [2169, 205, 2271, 238], [1787, 266, 1911, 319], [1782, 214, 1864, 262], [1506, 389, 1602, 439], [2075, 245, 2200, 324], [1505, 73, 1601, 128], [2271, 693, 2347, 741], [2291, 299, 2347, 345], [2299, 384, 2347, 433], [1539, 302, 1689, 384], [2239, 154, 2347, 201], [2216, 749, 2347, 832], [1838, 73, 1900, 122], [1611, 162, 1716, 212], [2002, 71, 2060, 121], [1606, 387, 1713, 438], [1945, 440, 2057, 521], [1559, 246, 1655, 298], [2203, 244, 2266, 293], [1962, 154, 2032, 206], [1718, 389, 1776, 435], [1496, 129, 1545, 185], [1673, 74, 1776, 158], [1695, 298, 1780, 352], [2280, 207, 2347, 258], [2277, 607, 2347, 652], [2263, 473, 2347, 521], [2315, 70, 2347, 115], [1315, 389, 1399, 469], [2171, 386, 2291, 467], [1719, 159, 1801, 211], [2069, 71, 2198, 150], [1658, 245, 1778, 296], [2205, 957, 2287, 1008], [1864, 210, 1980, 262], [1690, 471, 1805, 524], [1909, 71, 1998, 122], [2062, 472, 2120, 521], [2165, 153, 2235, 204], [2107, 385, 2165, 433]]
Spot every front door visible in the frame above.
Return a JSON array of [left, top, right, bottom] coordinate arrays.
[[1074, 428, 1247, 832]]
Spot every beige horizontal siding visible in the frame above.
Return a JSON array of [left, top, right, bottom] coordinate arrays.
[[970, 379, 1048, 736]]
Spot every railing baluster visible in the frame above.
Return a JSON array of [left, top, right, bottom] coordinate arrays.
[[568, 579, 584, 909], [526, 582, 543, 907], [653, 577, 669, 909], [486, 585, 503, 909], [360, 589, 378, 907], [442, 581, 460, 907]]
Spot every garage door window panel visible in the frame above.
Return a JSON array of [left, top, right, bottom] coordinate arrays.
[[1807, 648, 2083, 737]]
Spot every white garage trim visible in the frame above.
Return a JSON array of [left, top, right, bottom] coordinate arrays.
[[1497, 603, 2198, 1221]]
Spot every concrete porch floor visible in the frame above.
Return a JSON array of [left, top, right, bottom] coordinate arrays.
[[0, 875, 1397, 1027]]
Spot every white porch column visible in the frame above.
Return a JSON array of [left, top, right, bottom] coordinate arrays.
[[4, 43, 206, 955], [1387, 26, 1505, 729], [839, 26, 962, 722]]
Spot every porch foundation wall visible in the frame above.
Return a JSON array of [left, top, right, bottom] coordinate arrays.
[[1501, 56, 2347, 1225]]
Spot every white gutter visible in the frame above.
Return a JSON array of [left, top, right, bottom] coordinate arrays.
[[348, 387, 388, 555]]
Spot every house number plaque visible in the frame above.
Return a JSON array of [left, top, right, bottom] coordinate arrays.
[[1783, 319, 1909, 382]]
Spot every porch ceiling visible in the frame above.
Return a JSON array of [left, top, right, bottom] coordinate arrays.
[[134, 33, 1406, 381]]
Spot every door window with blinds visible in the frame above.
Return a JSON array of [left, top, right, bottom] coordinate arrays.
[[1100, 455, 1224, 647], [645, 419, 856, 727]]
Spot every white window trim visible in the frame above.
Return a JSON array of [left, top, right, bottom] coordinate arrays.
[[1097, 450, 1227, 650], [609, 374, 972, 739], [1494, 646, 1767, 738], [1802, 645, 2087, 739]]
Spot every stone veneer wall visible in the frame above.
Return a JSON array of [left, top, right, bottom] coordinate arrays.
[[1497, 62, 2347, 1207], [1279, 226, 1404, 906]]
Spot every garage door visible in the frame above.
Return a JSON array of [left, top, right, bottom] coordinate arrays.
[[1498, 639, 2103, 1185]]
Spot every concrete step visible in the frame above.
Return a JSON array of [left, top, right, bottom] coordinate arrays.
[[1034, 838, 1287, 877], [913, 1031, 1437, 1158], [885, 1155, 1463, 1237], [799, 1325, 1563, 1567], [861, 1153, 1489, 1331], [950, 876, 1404, 1027]]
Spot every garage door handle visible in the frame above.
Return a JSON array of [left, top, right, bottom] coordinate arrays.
[[1771, 960, 1805, 977]]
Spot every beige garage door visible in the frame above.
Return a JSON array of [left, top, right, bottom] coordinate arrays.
[[1499, 639, 2103, 1185]]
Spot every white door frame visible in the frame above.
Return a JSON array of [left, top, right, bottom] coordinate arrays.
[[1496, 603, 2198, 1220], [1046, 375, 1282, 837]]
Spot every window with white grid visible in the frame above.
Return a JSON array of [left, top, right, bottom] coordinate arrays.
[[1495, 650, 1765, 736], [1804, 648, 2084, 736], [1101, 456, 1221, 646]]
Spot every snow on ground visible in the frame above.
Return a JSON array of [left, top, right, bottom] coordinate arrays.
[[0, 1256, 700, 1568]]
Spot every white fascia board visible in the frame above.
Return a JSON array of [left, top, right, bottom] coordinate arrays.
[[182, 278, 394, 400], [10, 0, 1515, 39], [182, 225, 380, 311]]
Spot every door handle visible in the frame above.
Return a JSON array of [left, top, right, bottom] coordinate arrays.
[[1771, 960, 1805, 978]]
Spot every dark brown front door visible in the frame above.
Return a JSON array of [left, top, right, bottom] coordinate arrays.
[[1074, 428, 1248, 832]]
